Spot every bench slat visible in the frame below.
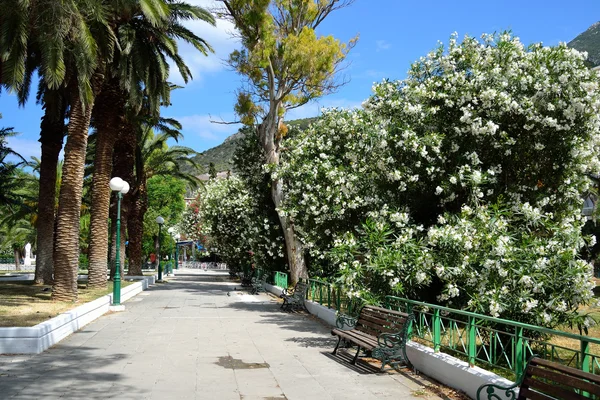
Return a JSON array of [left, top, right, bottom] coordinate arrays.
[[357, 318, 397, 334], [359, 312, 407, 327], [361, 310, 407, 324], [363, 305, 410, 317], [525, 365, 600, 396], [522, 376, 589, 400], [349, 329, 380, 347], [530, 358, 600, 385], [332, 329, 377, 350]]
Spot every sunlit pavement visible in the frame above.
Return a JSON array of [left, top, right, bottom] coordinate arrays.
[[0, 270, 440, 399]]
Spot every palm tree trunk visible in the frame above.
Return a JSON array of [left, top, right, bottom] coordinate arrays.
[[52, 95, 95, 302], [127, 183, 147, 275], [13, 248, 20, 271], [87, 81, 124, 289], [109, 124, 135, 278], [34, 96, 66, 285]]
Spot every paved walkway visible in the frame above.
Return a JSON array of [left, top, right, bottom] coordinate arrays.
[[0, 271, 442, 400]]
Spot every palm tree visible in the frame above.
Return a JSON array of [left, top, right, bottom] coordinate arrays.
[[1, 0, 112, 300], [125, 121, 199, 276], [35, 89, 68, 284], [0, 167, 38, 270], [0, 116, 27, 207], [86, 0, 215, 288]]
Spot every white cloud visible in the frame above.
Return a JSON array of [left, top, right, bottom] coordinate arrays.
[[176, 114, 241, 141], [376, 40, 391, 52], [169, 1, 240, 85], [5, 137, 41, 161]]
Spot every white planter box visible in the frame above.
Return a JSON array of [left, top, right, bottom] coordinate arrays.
[[0, 275, 155, 354]]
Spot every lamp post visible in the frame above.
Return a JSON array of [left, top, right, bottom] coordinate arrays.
[[156, 216, 164, 280], [109, 177, 130, 306]]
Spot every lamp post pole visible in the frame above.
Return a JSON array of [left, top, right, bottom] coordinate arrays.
[[156, 216, 164, 280], [114, 191, 122, 305], [109, 177, 129, 307]]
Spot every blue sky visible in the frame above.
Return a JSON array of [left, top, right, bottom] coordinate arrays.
[[2, 0, 600, 160]]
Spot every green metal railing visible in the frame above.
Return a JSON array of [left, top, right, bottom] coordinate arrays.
[[306, 278, 362, 316], [274, 271, 288, 288], [385, 296, 600, 380], [301, 278, 600, 381]]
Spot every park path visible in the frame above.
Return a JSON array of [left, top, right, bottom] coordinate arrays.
[[0, 270, 441, 400]]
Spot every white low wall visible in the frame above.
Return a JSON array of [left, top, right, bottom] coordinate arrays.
[[406, 341, 515, 399], [0, 275, 155, 354], [263, 282, 516, 400]]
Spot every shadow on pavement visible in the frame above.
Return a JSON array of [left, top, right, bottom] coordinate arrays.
[[0, 346, 143, 398], [322, 350, 384, 374]]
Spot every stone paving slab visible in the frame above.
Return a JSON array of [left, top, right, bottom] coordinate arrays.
[[0, 270, 442, 399]]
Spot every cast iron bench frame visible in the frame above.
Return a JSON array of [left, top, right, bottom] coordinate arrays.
[[250, 274, 267, 294], [331, 305, 414, 371], [477, 356, 600, 400], [237, 269, 255, 288], [279, 281, 308, 311]]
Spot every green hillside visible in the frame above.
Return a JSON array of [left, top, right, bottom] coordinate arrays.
[[568, 21, 600, 67], [186, 117, 316, 175]]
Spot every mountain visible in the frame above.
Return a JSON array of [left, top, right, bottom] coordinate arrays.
[[568, 21, 600, 67], [185, 117, 316, 175]]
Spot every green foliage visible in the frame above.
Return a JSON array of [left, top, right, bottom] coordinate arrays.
[[196, 175, 286, 273], [233, 127, 286, 271], [330, 219, 431, 304], [0, 118, 28, 207], [142, 175, 186, 256], [221, 0, 356, 127], [208, 162, 217, 179]]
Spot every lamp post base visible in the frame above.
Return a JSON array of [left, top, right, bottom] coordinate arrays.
[[109, 305, 126, 312]]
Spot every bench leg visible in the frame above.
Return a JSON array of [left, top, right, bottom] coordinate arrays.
[[332, 337, 342, 355], [352, 346, 361, 365]]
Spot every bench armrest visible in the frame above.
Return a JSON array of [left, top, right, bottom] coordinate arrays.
[[335, 314, 357, 329], [377, 331, 406, 348], [476, 382, 519, 400]]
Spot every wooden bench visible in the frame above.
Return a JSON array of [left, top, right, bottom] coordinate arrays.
[[477, 356, 600, 400], [331, 305, 414, 371], [280, 281, 308, 311]]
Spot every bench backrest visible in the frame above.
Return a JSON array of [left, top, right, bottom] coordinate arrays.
[[355, 305, 411, 338], [291, 282, 308, 299], [518, 357, 600, 400]]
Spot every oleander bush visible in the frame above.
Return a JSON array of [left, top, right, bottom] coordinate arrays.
[[279, 32, 600, 327]]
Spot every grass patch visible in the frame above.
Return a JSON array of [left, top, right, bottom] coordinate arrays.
[[0, 280, 134, 327]]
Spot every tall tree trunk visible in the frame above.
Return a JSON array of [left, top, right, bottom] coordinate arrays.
[[259, 112, 308, 286], [109, 122, 135, 278], [13, 248, 20, 271], [52, 95, 95, 302], [35, 93, 67, 285], [87, 81, 125, 289], [127, 181, 147, 275]]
